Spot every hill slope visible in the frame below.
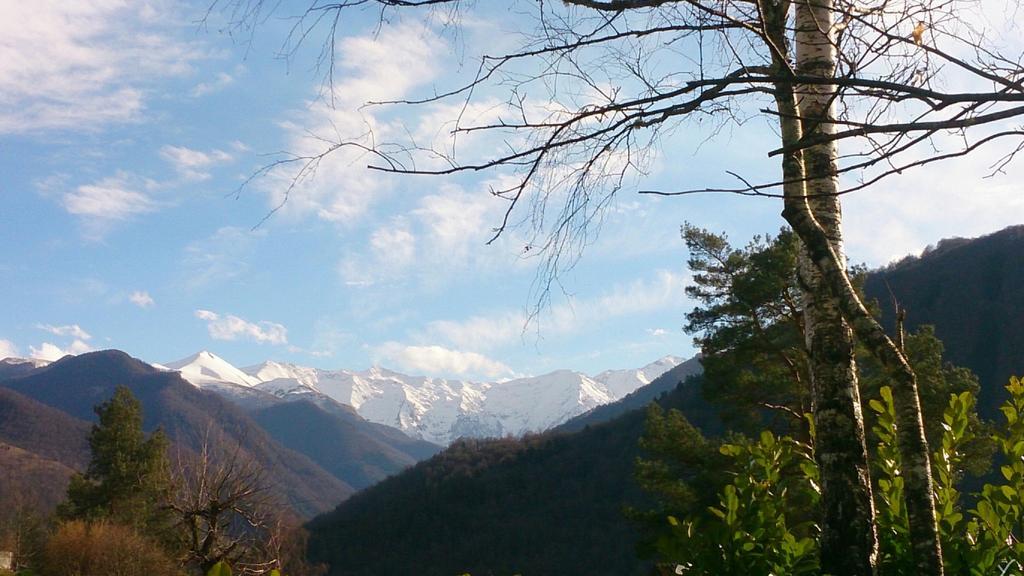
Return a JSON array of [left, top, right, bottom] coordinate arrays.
[[0, 386, 90, 469], [864, 225, 1024, 418], [0, 350, 352, 517], [0, 387, 91, 513], [252, 400, 442, 491], [306, 375, 719, 576], [0, 442, 79, 514]]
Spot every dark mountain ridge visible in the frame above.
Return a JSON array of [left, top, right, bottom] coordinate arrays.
[[1, 350, 353, 517], [306, 366, 718, 576], [864, 224, 1024, 418], [253, 400, 441, 491]]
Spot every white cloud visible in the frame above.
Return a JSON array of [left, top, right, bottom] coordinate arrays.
[[36, 324, 92, 341], [160, 145, 234, 181], [182, 227, 265, 290], [423, 270, 691, 351], [30, 339, 92, 361], [646, 328, 669, 337], [339, 181, 523, 287], [63, 175, 157, 219], [427, 311, 529, 352], [0, 2, 203, 133], [843, 140, 1024, 265], [265, 22, 447, 224], [413, 185, 500, 260], [129, 291, 155, 308], [58, 172, 159, 237], [195, 310, 288, 345], [374, 342, 513, 379], [370, 219, 417, 270], [190, 68, 241, 97], [0, 339, 19, 359], [29, 324, 94, 361]]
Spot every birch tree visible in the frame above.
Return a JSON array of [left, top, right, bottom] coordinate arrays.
[[214, 1, 1024, 574]]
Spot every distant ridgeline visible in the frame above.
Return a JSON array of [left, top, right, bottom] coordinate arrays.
[[0, 350, 443, 519]]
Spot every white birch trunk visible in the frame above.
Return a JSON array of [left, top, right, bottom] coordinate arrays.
[[787, 2, 879, 574], [787, 2, 943, 572]]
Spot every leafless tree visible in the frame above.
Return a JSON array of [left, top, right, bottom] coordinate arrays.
[[166, 436, 282, 575], [211, 1, 1024, 574]]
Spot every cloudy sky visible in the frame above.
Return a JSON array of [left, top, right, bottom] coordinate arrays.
[[2, 1, 1021, 379]]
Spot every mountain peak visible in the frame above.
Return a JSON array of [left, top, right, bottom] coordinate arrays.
[[166, 350, 259, 388], [35, 350, 159, 383]]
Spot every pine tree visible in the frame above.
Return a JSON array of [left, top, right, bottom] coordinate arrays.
[[58, 386, 170, 531]]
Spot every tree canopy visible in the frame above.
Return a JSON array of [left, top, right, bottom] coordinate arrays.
[[57, 386, 170, 531]]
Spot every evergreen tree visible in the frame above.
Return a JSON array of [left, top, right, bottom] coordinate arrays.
[[58, 386, 170, 531], [682, 225, 809, 435], [684, 225, 989, 454]]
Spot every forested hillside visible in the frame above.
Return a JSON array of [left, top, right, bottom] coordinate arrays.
[[865, 225, 1024, 419], [0, 387, 90, 514], [307, 371, 715, 576]]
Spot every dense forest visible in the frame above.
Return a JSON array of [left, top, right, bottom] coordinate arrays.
[[865, 225, 1024, 420]]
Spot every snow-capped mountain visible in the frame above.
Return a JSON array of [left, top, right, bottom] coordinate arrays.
[[594, 355, 685, 399], [0, 357, 52, 369], [164, 352, 685, 445], [166, 350, 261, 388], [0, 356, 52, 380]]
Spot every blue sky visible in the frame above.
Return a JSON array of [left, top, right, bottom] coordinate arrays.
[[2, 1, 1022, 379]]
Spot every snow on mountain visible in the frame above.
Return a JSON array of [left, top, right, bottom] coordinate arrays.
[[0, 357, 52, 369], [479, 370, 613, 437], [0, 356, 52, 380], [593, 355, 684, 399], [244, 361, 384, 409], [165, 350, 261, 388], [168, 350, 686, 445]]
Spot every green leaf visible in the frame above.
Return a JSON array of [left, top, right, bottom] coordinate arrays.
[[207, 562, 233, 576]]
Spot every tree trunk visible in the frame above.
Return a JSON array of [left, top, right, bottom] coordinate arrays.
[[784, 1, 944, 573], [760, 0, 879, 572], [784, 197, 945, 575], [790, 2, 879, 575]]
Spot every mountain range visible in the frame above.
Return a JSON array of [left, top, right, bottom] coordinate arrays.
[[164, 351, 684, 445], [0, 351, 352, 518], [0, 349, 686, 519]]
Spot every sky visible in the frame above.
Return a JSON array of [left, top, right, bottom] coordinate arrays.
[[1, 1, 1022, 380]]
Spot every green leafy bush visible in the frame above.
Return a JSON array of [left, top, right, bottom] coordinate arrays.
[[647, 427, 819, 575], [646, 376, 1024, 576]]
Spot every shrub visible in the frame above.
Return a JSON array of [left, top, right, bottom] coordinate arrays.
[[40, 520, 178, 576]]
